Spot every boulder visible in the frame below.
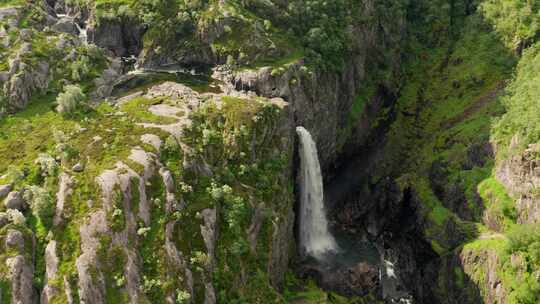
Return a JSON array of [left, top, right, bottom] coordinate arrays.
[[0, 184, 12, 199], [4, 191, 26, 211], [5, 229, 25, 251], [298, 258, 380, 297], [72, 163, 84, 172], [52, 18, 79, 35]]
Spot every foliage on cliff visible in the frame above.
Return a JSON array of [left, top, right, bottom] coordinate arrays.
[[491, 43, 540, 159]]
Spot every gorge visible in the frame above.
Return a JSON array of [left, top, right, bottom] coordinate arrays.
[[0, 0, 539, 304]]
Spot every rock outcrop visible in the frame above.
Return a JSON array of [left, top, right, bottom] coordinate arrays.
[[87, 18, 145, 57], [496, 142, 540, 224]]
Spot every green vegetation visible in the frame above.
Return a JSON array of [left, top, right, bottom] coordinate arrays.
[[56, 85, 87, 115], [481, 0, 540, 51], [461, 224, 540, 304], [491, 43, 540, 158], [284, 274, 381, 304], [478, 177, 517, 231]]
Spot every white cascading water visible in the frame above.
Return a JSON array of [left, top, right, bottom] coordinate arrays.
[[75, 22, 88, 45], [296, 126, 339, 259]]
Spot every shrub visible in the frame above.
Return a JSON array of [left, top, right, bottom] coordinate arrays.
[[491, 43, 540, 158], [6, 209, 26, 226], [35, 153, 58, 177], [481, 0, 540, 50], [176, 290, 191, 304], [507, 223, 540, 265], [56, 85, 86, 115], [4, 165, 24, 184], [70, 55, 91, 81], [24, 185, 54, 228]]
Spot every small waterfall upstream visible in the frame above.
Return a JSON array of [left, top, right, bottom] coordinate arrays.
[[75, 22, 88, 44], [296, 126, 339, 259]]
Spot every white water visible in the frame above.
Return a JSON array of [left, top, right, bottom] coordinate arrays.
[[296, 126, 339, 259], [128, 66, 200, 76], [56, 13, 87, 44], [75, 22, 87, 44]]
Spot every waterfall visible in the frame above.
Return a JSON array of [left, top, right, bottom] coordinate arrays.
[[296, 126, 339, 259], [75, 22, 88, 45]]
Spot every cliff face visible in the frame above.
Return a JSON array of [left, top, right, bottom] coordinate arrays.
[[496, 143, 540, 224], [0, 65, 296, 304], [136, 0, 406, 172], [323, 0, 540, 302]]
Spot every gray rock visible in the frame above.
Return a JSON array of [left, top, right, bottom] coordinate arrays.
[[0, 212, 8, 227], [0, 7, 18, 23], [18, 42, 32, 55], [496, 142, 540, 224], [41, 240, 59, 304], [52, 18, 79, 35], [4, 191, 26, 211], [0, 184, 12, 199], [0, 26, 7, 38], [0, 71, 9, 83], [247, 203, 266, 254], [76, 211, 108, 304], [53, 173, 73, 226], [4, 60, 50, 111], [7, 255, 36, 304], [55, 36, 70, 50], [159, 167, 177, 212], [87, 18, 144, 57], [8, 57, 21, 75], [19, 29, 32, 40], [199, 208, 218, 304], [200, 208, 217, 269], [5, 229, 24, 251], [72, 163, 84, 172]]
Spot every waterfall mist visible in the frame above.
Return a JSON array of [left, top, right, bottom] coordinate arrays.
[[296, 126, 339, 259]]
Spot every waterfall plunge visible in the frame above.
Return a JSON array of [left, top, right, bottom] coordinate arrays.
[[296, 126, 339, 259]]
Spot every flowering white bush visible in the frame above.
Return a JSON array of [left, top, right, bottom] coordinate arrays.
[[137, 227, 151, 237], [35, 154, 58, 176], [7, 209, 26, 225], [56, 85, 86, 115], [178, 182, 193, 193]]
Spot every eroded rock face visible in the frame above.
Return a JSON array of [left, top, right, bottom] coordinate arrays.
[[323, 262, 380, 297], [4, 191, 27, 211], [53, 173, 73, 226], [424, 243, 508, 304], [0, 184, 12, 199], [52, 18, 79, 35], [87, 18, 145, 57], [7, 255, 36, 304], [496, 143, 540, 224], [76, 210, 108, 304], [41, 240, 60, 304], [200, 209, 218, 304], [2, 58, 50, 111]]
